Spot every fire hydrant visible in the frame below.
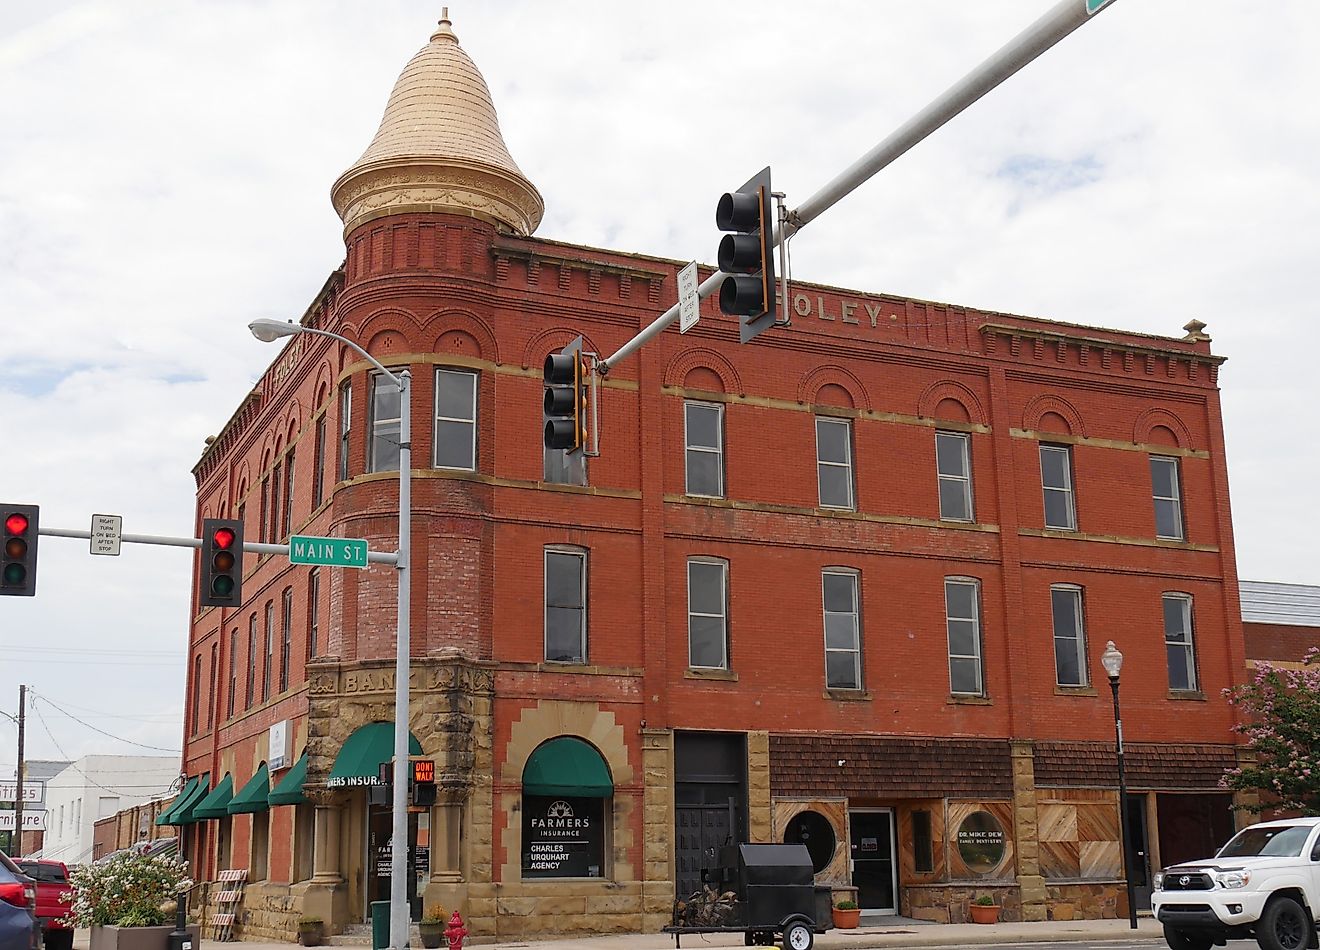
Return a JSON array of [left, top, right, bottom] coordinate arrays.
[[445, 910, 468, 950]]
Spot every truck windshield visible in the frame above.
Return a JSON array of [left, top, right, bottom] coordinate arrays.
[[1217, 825, 1311, 858]]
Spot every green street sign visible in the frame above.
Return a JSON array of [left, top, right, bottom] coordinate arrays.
[[1085, 0, 1116, 13], [289, 535, 369, 569]]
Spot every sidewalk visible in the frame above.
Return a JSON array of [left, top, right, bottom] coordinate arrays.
[[74, 917, 1166, 950]]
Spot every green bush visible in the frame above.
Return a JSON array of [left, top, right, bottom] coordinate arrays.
[[833, 899, 858, 911], [973, 895, 996, 906], [64, 852, 192, 928]]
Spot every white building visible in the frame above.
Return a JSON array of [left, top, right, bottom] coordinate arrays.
[[40, 756, 178, 865]]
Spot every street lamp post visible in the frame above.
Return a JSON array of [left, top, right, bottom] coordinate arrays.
[[1101, 640, 1138, 930], [249, 318, 412, 950]]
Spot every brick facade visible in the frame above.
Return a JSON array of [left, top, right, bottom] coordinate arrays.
[[172, 18, 1252, 941]]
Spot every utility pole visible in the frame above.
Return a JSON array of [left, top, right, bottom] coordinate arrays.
[[14, 685, 25, 856]]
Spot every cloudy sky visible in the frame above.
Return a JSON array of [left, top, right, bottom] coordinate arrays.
[[1, 1, 1316, 774]]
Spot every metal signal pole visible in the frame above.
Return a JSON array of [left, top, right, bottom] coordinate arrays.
[[14, 685, 25, 855]]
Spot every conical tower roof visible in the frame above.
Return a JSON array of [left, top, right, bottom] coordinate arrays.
[[331, 11, 544, 237]]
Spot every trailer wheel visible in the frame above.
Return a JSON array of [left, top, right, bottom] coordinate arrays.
[[783, 921, 814, 950]]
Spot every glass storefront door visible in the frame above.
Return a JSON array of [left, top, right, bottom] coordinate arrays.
[[849, 810, 897, 914]]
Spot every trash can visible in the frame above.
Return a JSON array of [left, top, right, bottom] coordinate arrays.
[[370, 901, 390, 950]]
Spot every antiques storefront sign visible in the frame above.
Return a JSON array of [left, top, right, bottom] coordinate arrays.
[[521, 796, 604, 879]]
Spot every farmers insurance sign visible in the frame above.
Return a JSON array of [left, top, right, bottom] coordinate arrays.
[[521, 796, 604, 879]]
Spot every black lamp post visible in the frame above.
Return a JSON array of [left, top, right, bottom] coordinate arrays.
[[1101, 640, 1138, 930]]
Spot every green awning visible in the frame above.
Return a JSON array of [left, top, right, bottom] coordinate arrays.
[[173, 772, 212, 825], [522, 737, 613, 797], [327, 722, 422, 788], [227, 763, 270, 814], [268, 752, 308, 806], [191, 773, 234, 819], [155, 775, 200, 826]]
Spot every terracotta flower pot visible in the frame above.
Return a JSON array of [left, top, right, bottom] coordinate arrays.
[[969, 903, 1000, 924], [832, 907, 861, 929]]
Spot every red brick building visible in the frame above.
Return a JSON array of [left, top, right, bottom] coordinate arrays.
[[168, 13, 1251, 940]]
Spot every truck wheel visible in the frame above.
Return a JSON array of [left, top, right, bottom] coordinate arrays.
[[782, 922, 813, 950], [1163, 924, 1213, 950], [1258, 896, 1310, 950]]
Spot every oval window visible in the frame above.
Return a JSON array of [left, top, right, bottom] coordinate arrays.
[[956, 810, 1007, 874], [783, 810, 836, 874]]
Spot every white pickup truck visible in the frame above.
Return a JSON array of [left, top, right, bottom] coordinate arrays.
[[1153, 816, 1320, 950]]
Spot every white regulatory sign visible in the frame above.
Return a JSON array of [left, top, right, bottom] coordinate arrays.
[[678, 261, 700, 333], [90, 514, 123, 556]]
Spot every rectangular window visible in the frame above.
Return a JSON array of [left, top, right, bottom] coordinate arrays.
[[687, 558, 728, 669], [246, 616, 257, 710], [208, 642, 217, 729], [434, 368, 478, 470], [338, 383, 352, 482], [312, 415, 326, 509], [816, 418, 855, 510], [1051, 585, 1087, 686], [945, 578, 984, 695], [936, 431, 974, 522], [307, 569, 320, 660], [282, 450, 295, 539], [263, 601, 274, 702], [1163, 593, 1198, 691], [227, 628, 237, 720], [913, 810, 934, 873], [822, 569, 861, 689], [544, 549, 587, 663], [269, 462, 281, 540], [191, 654, 203, 735], [1151, 456, 1184, 540], [685, 402, 724, 498], [1040, 444, 1077, 530], [369, 372, 402, 472], [280, 588, 292, 694], [258, 477, 269, 543]]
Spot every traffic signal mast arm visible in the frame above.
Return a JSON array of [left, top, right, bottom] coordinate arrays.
[[36, 524, 399, 563], [597, 0, 1118, 375]]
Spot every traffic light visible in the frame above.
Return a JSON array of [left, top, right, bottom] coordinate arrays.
[[543, 337, 588, 453], [0, 504, 39, 597], [716, 166, 777, 343], [410, 759, 437, 807], [199, 518, 244, 608]]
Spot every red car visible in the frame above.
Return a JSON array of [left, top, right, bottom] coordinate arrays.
[[0, 851, 37, 950], [12, 862, 71, 950]]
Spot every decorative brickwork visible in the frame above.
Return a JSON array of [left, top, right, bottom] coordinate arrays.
[[770, 736, 1013, 798]]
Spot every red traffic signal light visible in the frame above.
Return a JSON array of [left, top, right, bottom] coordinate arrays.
[[200, 518, 244, 608], [716, 166, 778, 343], [0, 504, 38, 596]]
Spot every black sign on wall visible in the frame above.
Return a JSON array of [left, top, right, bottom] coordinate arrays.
[[522, 795, 605, 879]]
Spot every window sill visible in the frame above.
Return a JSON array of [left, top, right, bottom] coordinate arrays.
[[685, 668, 738, 682], [824, 689, 872, 702], [1168, 690, 1206, 701], [1054, 685, 1098, 697], [947, 694, 991, 705]]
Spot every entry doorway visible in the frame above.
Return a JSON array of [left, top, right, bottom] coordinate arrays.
[[849, 810, 897, 914], [1124, 794, 1151, 912], [367, 804, 422, 921]]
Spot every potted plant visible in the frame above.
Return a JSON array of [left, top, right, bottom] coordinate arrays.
[[969, 894, 1000, 924], [832, 898, 861, 929], [418, 907, 447, 949], [297, 916, 325, 947], [65, 851, 197, 950]]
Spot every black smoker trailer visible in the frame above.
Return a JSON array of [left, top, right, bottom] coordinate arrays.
[[664, 843, 831, 950]]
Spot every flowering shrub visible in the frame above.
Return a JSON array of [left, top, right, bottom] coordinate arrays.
[[63, 852, 192, 928], [1220, 649, 1320, 814]]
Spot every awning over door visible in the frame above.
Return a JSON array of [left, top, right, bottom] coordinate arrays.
[[268, 752, 308, 806], [155, 775, 201, 826], [227, 763, 270, 814], [191, 773, 235, 820], [162, 773, 211, 826], [522, 737, 613, 797], [327, 722, 422, 787]]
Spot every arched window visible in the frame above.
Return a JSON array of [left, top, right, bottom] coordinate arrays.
[[521, 737, 613, 880]]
